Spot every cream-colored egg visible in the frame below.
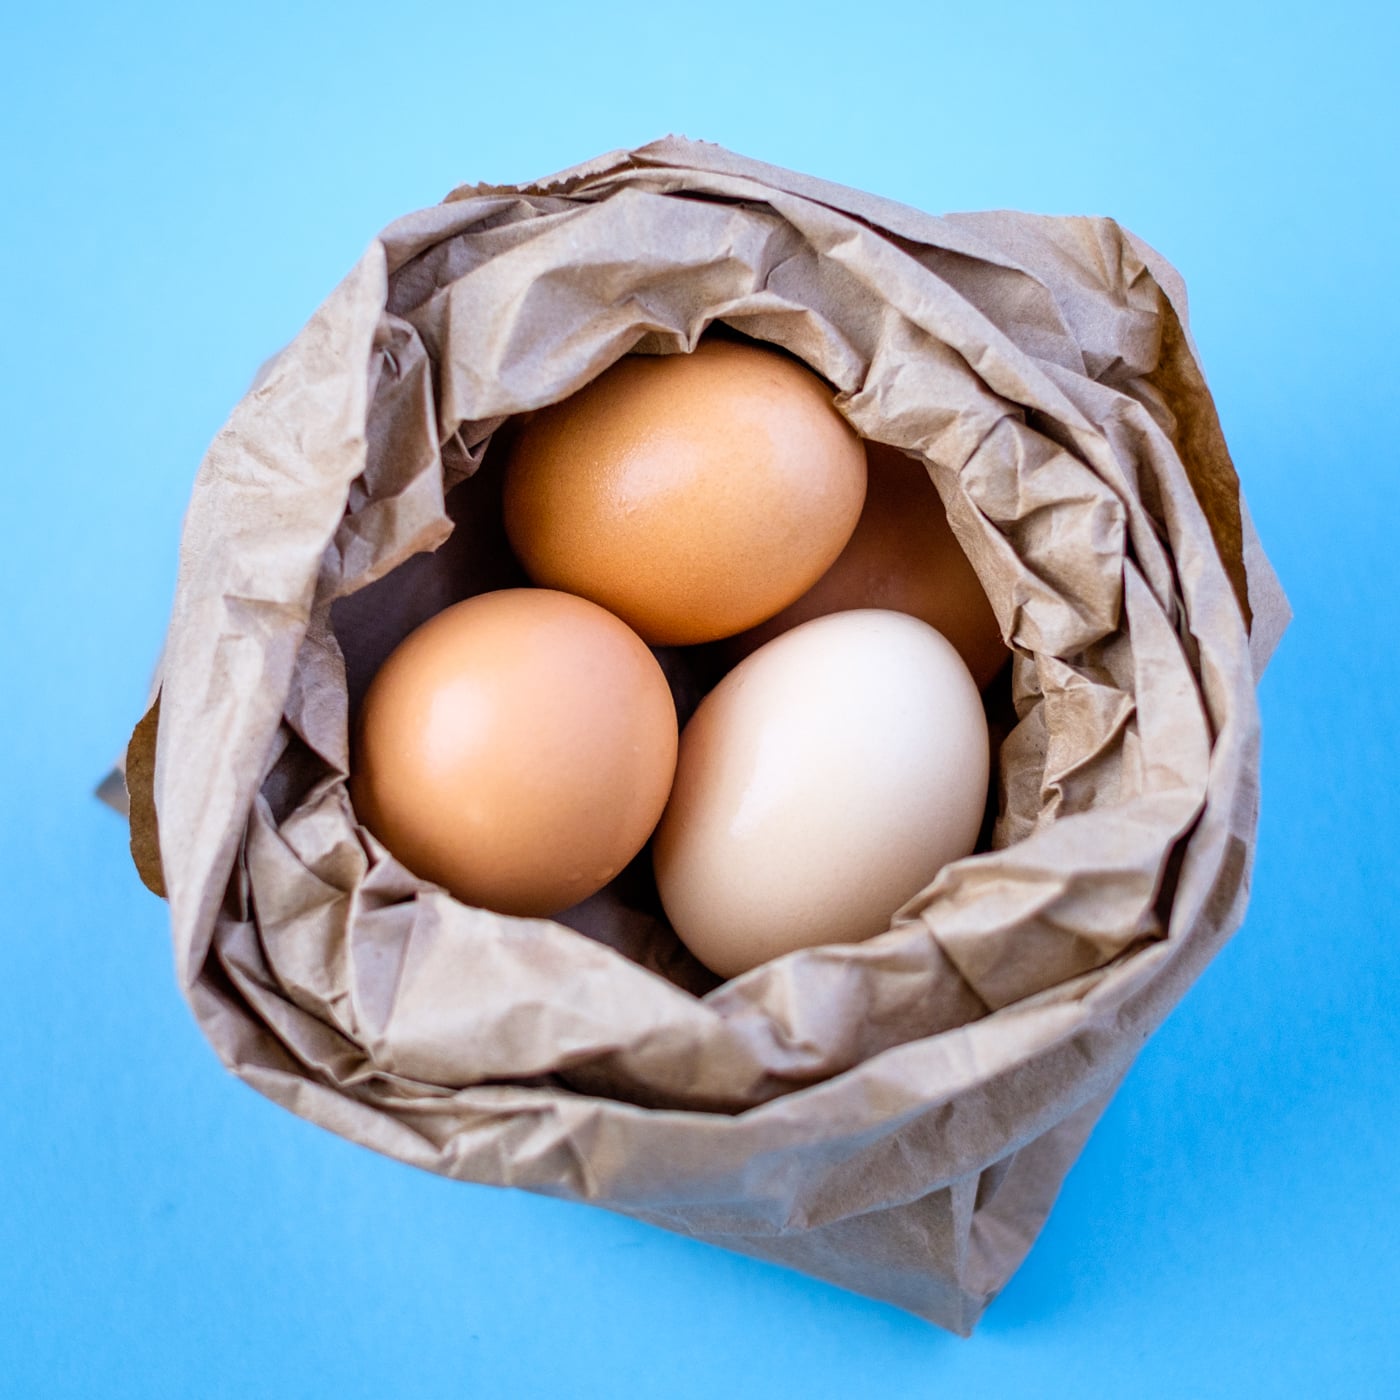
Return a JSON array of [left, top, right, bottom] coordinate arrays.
[[653, 609, 990, 979]]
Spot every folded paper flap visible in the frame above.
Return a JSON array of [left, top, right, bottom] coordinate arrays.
[[132, 139, 1284, 1333], [1123, 226, 1292, 661], [124, 695, 165, 898], [152, 244, 391, 989], [625, 137, 1051, 282]]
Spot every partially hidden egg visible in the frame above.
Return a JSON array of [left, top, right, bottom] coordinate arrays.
[[502, 338, 867, 645], [724, 441, 1009, 687], [653, 609, 990, 979], [351, 588, 678, 918]]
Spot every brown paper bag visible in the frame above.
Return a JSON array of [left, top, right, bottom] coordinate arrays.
[[116, 137, 1288, 1335]]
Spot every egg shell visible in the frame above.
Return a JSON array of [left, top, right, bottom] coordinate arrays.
[[653, 609, 990, 979], [501, 338, 867, 645], [725, 441, 1009, 687], [351, 588, 678, 918]]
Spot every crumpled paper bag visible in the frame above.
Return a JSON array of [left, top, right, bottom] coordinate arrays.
[[115, 136, 1288, 1336]]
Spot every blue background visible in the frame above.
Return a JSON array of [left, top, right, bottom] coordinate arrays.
[[4, 1, 1397, 1395]]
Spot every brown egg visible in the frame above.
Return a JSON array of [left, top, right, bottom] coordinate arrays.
[[723, 441, 1009, 687], [350, 588, 678, 918], [501, 338, 867, 645]]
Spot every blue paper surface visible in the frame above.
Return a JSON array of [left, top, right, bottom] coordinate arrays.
[[3, 1, 1397, 1394]]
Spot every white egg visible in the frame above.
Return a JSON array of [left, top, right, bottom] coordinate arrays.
[[653, 609, 990, 979]]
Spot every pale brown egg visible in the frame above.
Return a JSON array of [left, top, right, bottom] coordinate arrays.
[[723, 441, 1009, 687], [350, 588, 678, 918], [501, 338, 867, 646]]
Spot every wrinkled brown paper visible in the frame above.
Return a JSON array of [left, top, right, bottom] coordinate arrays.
[[118, 137, 1288, 1335]]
